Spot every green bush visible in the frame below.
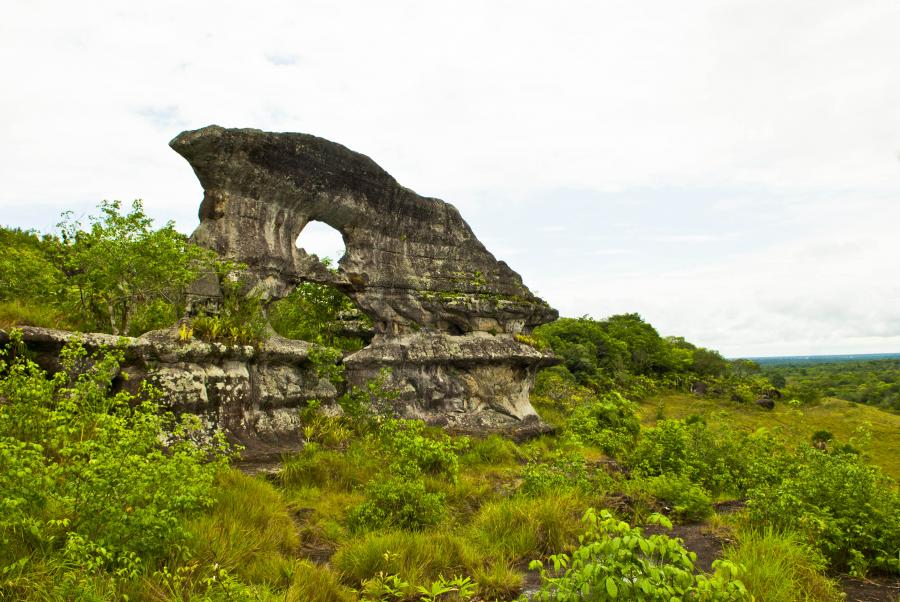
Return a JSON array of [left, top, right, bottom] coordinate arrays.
[[0, 333, 230, 595], [528, 509, 750, 601], [566, 391, 640, 456], [521, 450, 605, 496], [748, 446, 900, 575], [632, 475, 713, 524], [378, 418, 459, 482], [348, 476, 447, 532], [629, 419, 788, 497]]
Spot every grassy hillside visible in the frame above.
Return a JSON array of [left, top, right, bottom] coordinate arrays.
[[638, 392, 900, 481]]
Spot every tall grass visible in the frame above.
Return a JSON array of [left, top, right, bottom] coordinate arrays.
[[467, 492, 585, 561], [186, 470, 301, 586], [723, 527, 843, 602], [332, 530, 481, 590], [0, 299, 72, 330]]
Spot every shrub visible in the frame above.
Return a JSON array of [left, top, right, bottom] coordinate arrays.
[[566, 391, 640, 456], [0, 333, 230, 595], [528, 509, 750, 601], [521, 450, 606, 496], [631, 475, 713, 524], [747, 446, 900, 575], [629, 419, 788, 497], [348, 476, 447, 532], [378, 418, 459, 482]]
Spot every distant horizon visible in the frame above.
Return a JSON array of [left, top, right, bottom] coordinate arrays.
[[736, 351, 900, 363]]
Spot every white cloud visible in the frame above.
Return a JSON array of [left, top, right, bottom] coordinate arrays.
[[1, 0, 898, 355]]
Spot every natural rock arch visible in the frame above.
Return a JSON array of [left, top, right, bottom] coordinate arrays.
[[171, 125, 559, 433]]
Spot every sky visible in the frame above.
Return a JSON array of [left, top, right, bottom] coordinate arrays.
[[2, 1, 899, 357]]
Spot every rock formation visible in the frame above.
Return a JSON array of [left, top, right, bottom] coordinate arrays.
[[170, 126, 558, 433], [2, 326, 336, 460], [2, 127, 559, 462]]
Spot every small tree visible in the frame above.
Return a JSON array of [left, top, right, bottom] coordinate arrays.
[[57, 200, 211, 335]]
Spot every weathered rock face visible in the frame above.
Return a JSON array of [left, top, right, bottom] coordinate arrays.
[[2, 326, 337, 460], [170, 126, 557, 336], [170, 126, 559, 434]]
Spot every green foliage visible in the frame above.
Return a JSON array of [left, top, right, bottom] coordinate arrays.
[[378, 418, 460, 482], [629, 418, 789, 496], [528, 509, 751, 601], [0, 300, 72, 331], [0, 333, 230, 596], [521, 450, 606, 496], [57, 200, 211, 335], [566, 391, 640, 456], [269, 279, 372, 352], [0, 228, 65, 307], [468, 493, 584, 561], [747, 445, 900, 575], [722, 527, 843, 602], [189, 262, 269, 346], [630, 474, 713, 523], [763, 357, 900, 411]]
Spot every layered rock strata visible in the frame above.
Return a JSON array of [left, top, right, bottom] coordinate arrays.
[[170, 125, 559, 434], [1, 326, 336, 460]]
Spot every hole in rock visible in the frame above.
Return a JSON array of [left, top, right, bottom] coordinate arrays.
[[295, 220, 346, 267]]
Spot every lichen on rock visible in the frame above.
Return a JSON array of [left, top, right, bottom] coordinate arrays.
[[170, 125, 559, 434]]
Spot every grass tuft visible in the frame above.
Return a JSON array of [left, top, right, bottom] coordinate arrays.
[[723, 527, 843, 602]]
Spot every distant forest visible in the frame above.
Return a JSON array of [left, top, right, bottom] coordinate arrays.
[[762, 359, 900, 412]]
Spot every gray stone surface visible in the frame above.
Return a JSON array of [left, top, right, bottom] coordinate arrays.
[[170, 125, 559, 433], [1, 326, 336, 460]]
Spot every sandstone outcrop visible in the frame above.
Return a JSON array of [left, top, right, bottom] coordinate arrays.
[[170, 126, 558, 434], [0, 326, 337, 459], [3, 127, 559, 460]]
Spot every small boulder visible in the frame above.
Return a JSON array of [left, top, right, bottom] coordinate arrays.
[[755, 398, 775, 410], [691, 382, 709, 395]]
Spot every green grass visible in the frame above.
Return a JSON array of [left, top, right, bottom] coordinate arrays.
[[185, 470, 301, 586], [0, 299, 73, 330], [331, 529, 482, 591], [722, 527, 843, 602], [467, 492, 586, 562], [639, 392, 900, 480]]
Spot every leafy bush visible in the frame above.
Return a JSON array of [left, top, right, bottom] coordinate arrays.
[[269, 279, 372, 353], [521, 450, 608, 496], [348, 476, 447, 532], [566, 391, 640, 456], [378, 418, 460, 482], [0, 333, 230, 594], [631, 475, 713, 524], [528, 509, 750, 601], [629, 419, 788, 496], [747, 446, 900, 575]]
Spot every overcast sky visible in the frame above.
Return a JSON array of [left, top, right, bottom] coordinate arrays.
[[2, 1, 899, 357]]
